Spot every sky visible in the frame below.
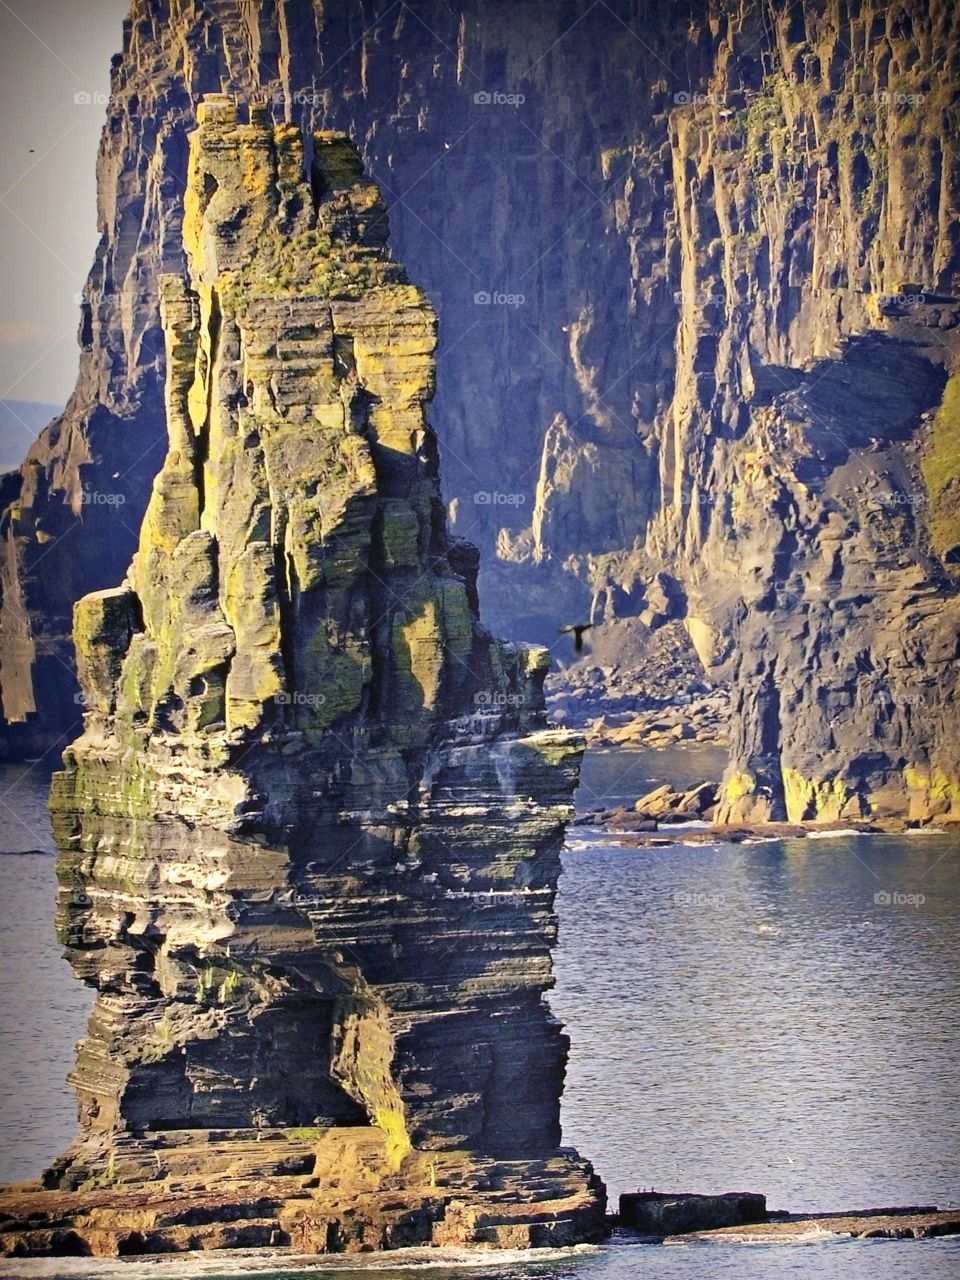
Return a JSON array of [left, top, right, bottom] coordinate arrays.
[[0, 0, 129, 462]]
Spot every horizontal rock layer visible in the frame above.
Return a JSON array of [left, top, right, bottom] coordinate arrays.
[[0, 1130, 605, 1255]]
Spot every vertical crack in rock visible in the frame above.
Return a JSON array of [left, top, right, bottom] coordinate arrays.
[[0, 96, 605, 1258]]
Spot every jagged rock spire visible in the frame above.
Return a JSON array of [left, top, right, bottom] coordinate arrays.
[[0, 97, 605, 1257]]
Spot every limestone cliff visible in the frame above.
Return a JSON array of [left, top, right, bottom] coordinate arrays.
[[0, 97, 604, 1257], [1, 0, 958, 823]]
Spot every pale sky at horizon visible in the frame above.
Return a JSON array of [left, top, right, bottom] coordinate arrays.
[[0, 0, 130, 459]]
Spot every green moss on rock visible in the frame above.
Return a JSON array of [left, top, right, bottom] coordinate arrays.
[[922, 369, 960, 566]]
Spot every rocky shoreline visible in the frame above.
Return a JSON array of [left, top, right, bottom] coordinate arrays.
[[618, 1190, 960, 1246], [3, 1179, 954, 1259], [545, 621, 730, 750], [0, 1131, 605, 1257], [669, 1207, 960, 1245], [574, 779, 959, 849]]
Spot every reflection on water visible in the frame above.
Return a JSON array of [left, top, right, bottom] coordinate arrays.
[[0, 765, 91, 1183], [0, 751, 958, 1278], [556, 749, 960, 1213], [574, 744, 729, 815]]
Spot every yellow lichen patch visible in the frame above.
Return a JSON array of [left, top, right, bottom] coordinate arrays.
[[239, 130, 275, 199], [921, 365, 960, 565], [297, 626, 367, 736], [373, 1106, 413, 1171], [903, 764, 960, 820], [187, 284, 217, 436], [396, 597, 443, 712], [379, 501, 420, 570], [724, 770, 755, 802], [904, 764, 931, 793], [135, 464, 200, 567], [274, 123, 305, 189], [440, 581, 473, 664], [930, 768, 960, 811], [331, 988, 412, 1172], [313, 132, 367, 189], [73, 588, 135, 714], [782, 767, 852, 823]]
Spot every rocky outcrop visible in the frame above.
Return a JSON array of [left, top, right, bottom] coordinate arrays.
[[0, 97, 605, 1258], [671, 1206, 960, 1245], [1, 1, 958, 824], [545, 618, 730, 746], [619, 1190, 767, 1236]]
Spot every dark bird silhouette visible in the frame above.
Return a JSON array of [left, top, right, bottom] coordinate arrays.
[[559, 622, 594, 654]]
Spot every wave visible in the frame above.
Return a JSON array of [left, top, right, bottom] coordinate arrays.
[[0, 1243, 602, 1280], [805, 829, 865, 840]]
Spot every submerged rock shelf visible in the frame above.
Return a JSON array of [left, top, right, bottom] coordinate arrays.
[[618, 1191, 960, 1245], [0, 97, 605, 1258]]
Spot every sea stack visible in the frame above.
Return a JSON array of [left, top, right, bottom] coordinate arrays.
[[0, 96, 605, 1257]]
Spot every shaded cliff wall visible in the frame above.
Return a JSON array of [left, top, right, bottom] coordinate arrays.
[[1, 0, 958, 821]]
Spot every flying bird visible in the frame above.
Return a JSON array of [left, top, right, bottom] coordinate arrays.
[[559, 622, 594, 654]]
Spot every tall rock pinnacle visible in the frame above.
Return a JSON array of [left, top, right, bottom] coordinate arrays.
[[0, 96, 605, 1257]]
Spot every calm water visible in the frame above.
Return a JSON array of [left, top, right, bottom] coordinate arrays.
[[0, 749, 958, 1279]]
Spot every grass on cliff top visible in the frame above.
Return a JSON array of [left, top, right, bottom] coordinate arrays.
[[284, 1127, 324, 1142], [922, 370, 960, 563]]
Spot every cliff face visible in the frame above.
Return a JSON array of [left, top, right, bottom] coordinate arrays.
[[0, 98, 604, 1257], [1, 0, 958, 819]]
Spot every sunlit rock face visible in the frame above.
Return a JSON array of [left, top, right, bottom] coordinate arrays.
[[0, 97, 605, 1257], [1, 0, 958, 820]]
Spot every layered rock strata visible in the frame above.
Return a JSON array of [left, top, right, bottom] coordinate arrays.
[[0, 97, 605, 1257], [1, 0, 958, 823]]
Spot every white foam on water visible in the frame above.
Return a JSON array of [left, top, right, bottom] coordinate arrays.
[[0, 1243, 602, 1280], [663, 1224, 847, 1248], [805, 829, 863, 840]]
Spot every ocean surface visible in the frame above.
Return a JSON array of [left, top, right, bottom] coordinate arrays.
[[1, 746, 958, 1279]]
